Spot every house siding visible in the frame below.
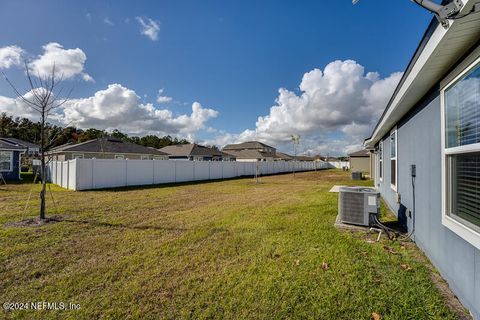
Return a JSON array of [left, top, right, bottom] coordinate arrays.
[[1, 150, 22, 180], [376, 92, 480, 319], [350, 157, 370, 174]]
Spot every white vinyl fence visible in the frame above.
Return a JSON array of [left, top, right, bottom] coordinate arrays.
[[48, 159, 330, 191], [327, 161, 350, 169]]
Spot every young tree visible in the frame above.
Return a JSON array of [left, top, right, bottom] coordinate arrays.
[[2, 63, 72, 220]]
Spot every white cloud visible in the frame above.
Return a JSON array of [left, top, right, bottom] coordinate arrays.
[[61, 84, 217, 140], [0, 88, 64, 123], [103, 17, 114, 26], [0, 83, 218, 140], [0, 45, 24, 69], [136, 17, 160, 41], [207, 60, 402, 155], [28, 42, 94, 82], [156, 88, 172, 103]]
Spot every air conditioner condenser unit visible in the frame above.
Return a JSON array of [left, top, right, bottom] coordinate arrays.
[[338, 187, 380, 227]]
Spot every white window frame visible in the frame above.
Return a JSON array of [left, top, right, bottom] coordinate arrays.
[[114, 154, 125, 160], [141, 155, 150, 160], [390, 127, 397, 191], [379, 141, 383, 182], [72, 153, 84, 159], [441, 56, 480, 250], [0, 150, 13, 172], [153, 156, 164, 160]]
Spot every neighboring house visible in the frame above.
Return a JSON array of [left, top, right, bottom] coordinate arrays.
[[0, 137, 40, 156], [325, 157, 350, 169], [159, 144, 235, 161], [275, 152, 294, 161], [222, 141, 276, 162], [348, 149, 372, 176], [0, 139, 26, 180], [48, 138, 169, 160], [294, 155, 316, 162], [364, 4, 480, 318]]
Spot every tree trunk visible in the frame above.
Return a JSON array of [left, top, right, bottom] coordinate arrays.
[[39, 112, 46, 220]]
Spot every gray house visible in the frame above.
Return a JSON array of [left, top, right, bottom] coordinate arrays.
[[159, 144, 235, 161], [364, 3, 480, 318], [0, 139, 26, 180], [48, 138, 169, 161], [275, 152, 294, 161], [223, 141, 276, 162]]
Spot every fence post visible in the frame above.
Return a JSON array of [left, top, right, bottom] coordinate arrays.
[[152, 159, 155, 185], [174, 160, 177, 183], [66, 161, 70, 189], [59, 161, 63, 187], [193, 161, 196, 180], [91, 159, 95, 189]]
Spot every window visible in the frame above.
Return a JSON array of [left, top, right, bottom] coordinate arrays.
[[114, 155, 125, 159], [0, 151, 13, 171], [141, 155, 150, 160], [442, 57, 480, 249], [153, 156, 164, 160], [390, 128, 397, 191], [379, 141, 383, 181], [72, 154, 84, 159]]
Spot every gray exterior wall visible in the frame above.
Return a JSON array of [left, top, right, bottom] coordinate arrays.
[[375, 93, 480, 319]]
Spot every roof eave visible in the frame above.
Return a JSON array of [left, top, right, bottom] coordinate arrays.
[[365, 0, 480, 148]]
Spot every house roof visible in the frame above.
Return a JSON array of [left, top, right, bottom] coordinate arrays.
[[222, 149, 271, 160], [0, 139, 27, 151], [49, 138, 169, 156], [348, 149, 370, 157], [159, 144, 233, 158], [275, 152, 294, 160], [364, 0, 480, 148], [223, 141, 275, 150], [294, 155, 316, 161], [0, 137, 40, 149]]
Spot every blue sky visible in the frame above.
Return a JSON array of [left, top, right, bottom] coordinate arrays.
[[0, 0, 432, 155]]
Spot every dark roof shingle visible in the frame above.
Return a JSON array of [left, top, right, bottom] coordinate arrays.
[[0, 139, 27, 150], [49, 138, 168, 156], [348, 149, 370, 157], [223, 141, 274, 150], [159, 144, 232, 158], [0, 137, 40, 149]]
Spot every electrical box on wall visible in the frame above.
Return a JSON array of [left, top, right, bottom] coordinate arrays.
[[410, 164, 416, 177]]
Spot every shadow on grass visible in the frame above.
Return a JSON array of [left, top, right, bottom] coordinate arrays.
[[61, 218, 189, 232], [82, 170, 328, 192], [80, 169, 330, 193]]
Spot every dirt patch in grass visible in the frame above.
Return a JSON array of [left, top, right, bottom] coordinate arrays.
[[429, 269, 472, 320], [4, 214, 70, 228]]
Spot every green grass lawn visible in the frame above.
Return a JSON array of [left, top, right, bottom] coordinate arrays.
[[0, 170, 458, 319]]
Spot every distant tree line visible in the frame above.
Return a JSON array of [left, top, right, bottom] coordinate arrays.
[[0, 113, 191, 149]]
